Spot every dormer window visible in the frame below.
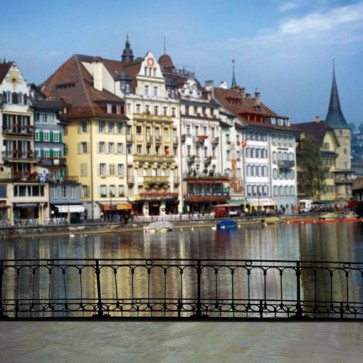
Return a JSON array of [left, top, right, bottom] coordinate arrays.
[[106, 104, 112, 113]]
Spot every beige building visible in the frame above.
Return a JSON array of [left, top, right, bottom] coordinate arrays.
[[41, 39, 181, 219], [0, 61, 49, 225]]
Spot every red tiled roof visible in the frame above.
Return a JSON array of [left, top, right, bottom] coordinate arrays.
[[0, 62, 12, 84], [41, 54, 128, 120], [213, 87, 290, 130]]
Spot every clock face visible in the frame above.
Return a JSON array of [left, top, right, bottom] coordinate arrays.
[[146, 57, 154, 66], [7, 69, 21, 86]]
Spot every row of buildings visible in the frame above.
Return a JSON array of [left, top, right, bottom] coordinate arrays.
[[0, 37, 352, 224]]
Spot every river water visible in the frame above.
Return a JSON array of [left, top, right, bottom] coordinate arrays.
[[1, 222, 363, 318], [1, 222, 363, 262]]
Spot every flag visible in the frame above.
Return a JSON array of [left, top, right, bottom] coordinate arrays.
[[242, 139, 248, 148], [165, 147, 170, 155]]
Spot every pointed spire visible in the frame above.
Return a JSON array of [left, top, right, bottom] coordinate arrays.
[[121, 34, 134, 63], [231, 59, 237, 89], [325, 61, 348, 129]]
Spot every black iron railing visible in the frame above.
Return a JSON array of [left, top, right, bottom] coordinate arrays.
[[0, 259, 362, 320]]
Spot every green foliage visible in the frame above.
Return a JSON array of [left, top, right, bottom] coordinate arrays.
[[297, 135, 329, 198]]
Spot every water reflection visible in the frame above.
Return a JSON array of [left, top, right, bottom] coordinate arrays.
[[1, 223, 362, 318]]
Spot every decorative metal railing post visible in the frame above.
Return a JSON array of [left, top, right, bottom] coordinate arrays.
[[295, 261, 303, 318], [0, 260, 3, 317], [94, 259, 104, 317], [196, 259, 202, 317]]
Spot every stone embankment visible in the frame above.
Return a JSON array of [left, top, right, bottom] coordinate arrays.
[[0, 217, 267, 239]]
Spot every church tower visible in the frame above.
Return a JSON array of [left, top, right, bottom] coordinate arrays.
[[325, 63, 352, 201], [121, 35, 134, 63]]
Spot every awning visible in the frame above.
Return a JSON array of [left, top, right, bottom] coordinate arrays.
[[228, 200, 246, 205], [99, 202, 132, 211], [247, 198, 275, 206], [56, 205, 85, 213]]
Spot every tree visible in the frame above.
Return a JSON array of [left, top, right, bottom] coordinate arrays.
[[297, 135, 328, 199]]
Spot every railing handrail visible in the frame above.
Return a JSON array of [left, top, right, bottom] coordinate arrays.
[[1, 258, 362, 320]]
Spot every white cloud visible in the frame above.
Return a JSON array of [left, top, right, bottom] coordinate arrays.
[[280, 2, 363, 41], [279, 1, 304, 12]]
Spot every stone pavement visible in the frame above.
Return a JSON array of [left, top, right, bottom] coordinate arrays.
[[0, 321, 362, 363]]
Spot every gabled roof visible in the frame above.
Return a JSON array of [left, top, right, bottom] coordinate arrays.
[[41, 54, 128, 120], [0, 62, 13, 84], [294, 120, 339, 147]]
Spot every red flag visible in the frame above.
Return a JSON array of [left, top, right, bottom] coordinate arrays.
[[242, 139, 248, 148], [165, 147, 170, 155]]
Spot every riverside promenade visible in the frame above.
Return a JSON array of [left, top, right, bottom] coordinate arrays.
[[0, 321, 362, 362], [1, 215, 362, 362]]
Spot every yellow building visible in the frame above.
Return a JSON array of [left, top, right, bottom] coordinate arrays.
[[41, 55, 129, 221]]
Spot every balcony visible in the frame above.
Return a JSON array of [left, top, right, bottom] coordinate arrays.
[[278, 160, 295, 169], [2, 151, 36, 163], [37, 157, 66, 167], [12, 171, 39, 182], [2, 126, 34, 137], [139, 192, 178, 200]]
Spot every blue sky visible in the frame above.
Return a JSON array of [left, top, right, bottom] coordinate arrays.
[[1, 0, 363, 125]]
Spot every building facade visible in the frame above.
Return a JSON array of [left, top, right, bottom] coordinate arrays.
[[0, 61, 49, 224]]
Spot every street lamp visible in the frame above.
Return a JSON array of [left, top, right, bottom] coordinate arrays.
[[109, 191, 114, 222]]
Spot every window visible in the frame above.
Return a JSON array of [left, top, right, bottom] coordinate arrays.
[[118, 185, 125, 197], [163, 107, 167, 116], [109, 164, 115, 176], [108, 122, 114, 134], [137, 145, 142, 154], [80, 163, 88, 177], [80, 121, 88, 133], [117, 123, 123, 134], [144, 85, 149, 97], [153, 86, 158, 97], [100, 185, 107, 197], [53, 132, 59, 142], [108, 142, 114, 154], [80, 142, 88, 154], [35, 131, 40, 142], [106, 104, 112, 113], [99, 163, 106, 176], [99, 121, 105, 133], [136, 104, 141, 113], [116, 105, 121, 114], [154, 106, 158, 115], [171, 107, 176, 117], [44, 131, 50, 142], [117, 143, 123, 154], [98, 142, 105, 153], [81, 185, 89, 198], [117, 164, 124, 177]]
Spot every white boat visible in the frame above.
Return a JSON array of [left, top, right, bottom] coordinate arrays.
[[144, 221, 174, 233]]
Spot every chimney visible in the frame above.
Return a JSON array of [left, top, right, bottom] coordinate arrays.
[[204, 80, 214, 91], [254, 91, 261, 106], [315, 115, 321, 123], [92, 57, 103, 91], [220, 81, 228, 89]]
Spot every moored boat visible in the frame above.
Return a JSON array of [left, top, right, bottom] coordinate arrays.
[[216, 219, 237, 230]]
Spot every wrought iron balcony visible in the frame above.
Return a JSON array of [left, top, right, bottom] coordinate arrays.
[[278, 160, 295, 169]]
